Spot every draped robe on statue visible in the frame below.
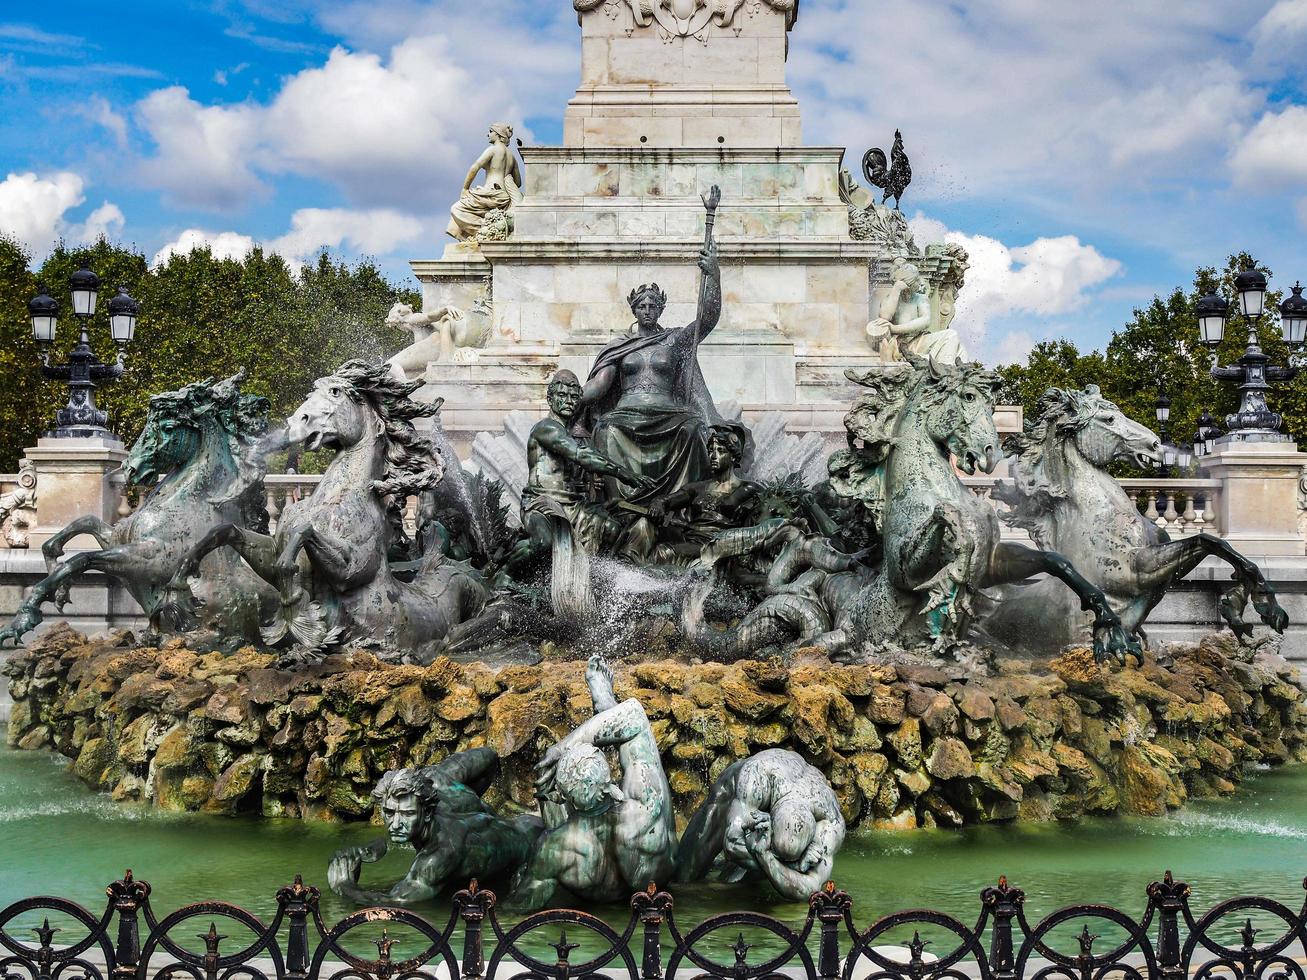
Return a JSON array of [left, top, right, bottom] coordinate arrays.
[[579, 324, 722, 506]]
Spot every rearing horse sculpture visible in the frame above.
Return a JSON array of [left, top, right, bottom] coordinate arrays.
[[0, 372, 276, 647], [160, 360, 488, 660], [828, 358, 1139, 664], [986, 385, 1287, 650]]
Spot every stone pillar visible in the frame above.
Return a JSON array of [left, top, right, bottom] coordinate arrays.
[[1201, 440, 1307, 557], [22, 435, 128, 549]]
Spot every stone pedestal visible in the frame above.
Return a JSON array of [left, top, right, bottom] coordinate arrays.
[[22, 436, 128, 549], [1201, 440, 1307, 557]]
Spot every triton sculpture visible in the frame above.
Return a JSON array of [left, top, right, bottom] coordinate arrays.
[[327, 749, 541, 906]]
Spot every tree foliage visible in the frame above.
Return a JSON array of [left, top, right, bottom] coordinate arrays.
[[0, 239, 418, 472], [998, 252, 1306, 453]]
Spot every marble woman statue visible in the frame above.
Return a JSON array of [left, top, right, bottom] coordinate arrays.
[[447, 122, 523, 242], [866, 256, 970, 367], [575, 186, 725, 514]]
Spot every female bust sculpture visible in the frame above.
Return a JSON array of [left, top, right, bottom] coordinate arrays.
[[575, 187, 725, 513], [446, 123, 523, 242]]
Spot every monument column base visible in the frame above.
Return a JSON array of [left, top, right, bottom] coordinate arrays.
[[1202, 440, 1307, 557], [22, 436, 128, 549]]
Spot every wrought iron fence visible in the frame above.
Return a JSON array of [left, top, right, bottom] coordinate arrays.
[[2, 871, 1306, 980]]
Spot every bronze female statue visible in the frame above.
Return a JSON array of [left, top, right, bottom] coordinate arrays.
[[575, 186, 725, 510]]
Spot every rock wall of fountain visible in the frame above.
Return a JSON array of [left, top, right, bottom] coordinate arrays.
[[8, 625, 1307, 829]]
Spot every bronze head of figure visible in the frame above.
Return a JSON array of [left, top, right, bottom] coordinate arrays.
[[547, 369, 583, 423], [627, 283, 668, 333], [373, 768, 439, 849]]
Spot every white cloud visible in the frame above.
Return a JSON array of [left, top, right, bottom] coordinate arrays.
[[152, 207, 424, 268], [76, 202, 126, 242], [1251, 0, 1307, 65], [267, 207, 423, 258], [0, 171, 127, 254], [1230, 105, 1307, 189], [152, 228, 257, 267], [910, 213, 1123, 365], [135, 86, 263, 210], [135, 35, 533, 211]]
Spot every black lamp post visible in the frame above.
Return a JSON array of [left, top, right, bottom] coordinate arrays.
[[1198, 262, 1305, 444], [1192, 409, 1224, 460], [28, 262, 138, 439], [1155, 390, 1174, 477]]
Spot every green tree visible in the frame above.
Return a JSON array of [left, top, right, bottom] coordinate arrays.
[[0, 241, 420, 472], [999, 252, 1307, 453]]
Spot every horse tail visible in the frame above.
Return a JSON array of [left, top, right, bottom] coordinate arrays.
[[549, 511, 596, 622], [681, 576, 830, 661]]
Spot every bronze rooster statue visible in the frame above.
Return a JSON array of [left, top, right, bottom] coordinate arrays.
[[862, 130, 912, 211]]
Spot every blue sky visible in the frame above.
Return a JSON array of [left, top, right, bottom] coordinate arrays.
[[2, 0, 1306, 365]]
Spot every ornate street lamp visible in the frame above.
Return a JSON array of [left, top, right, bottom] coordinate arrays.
[[1155, 391, 1175, 477], [1192, 409, 1224, 459], [28, 261, 138, 438], [1198, 261, 1304, 445]]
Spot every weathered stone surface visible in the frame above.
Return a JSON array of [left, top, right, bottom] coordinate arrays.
[[7, 628, 1307, 831]]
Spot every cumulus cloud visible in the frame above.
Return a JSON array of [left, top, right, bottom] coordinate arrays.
[[152, 206, 424, 268], [1230, 106, 1307, 188], [135, 35, 531, 211], [135, 87, 264, 210], [0, 171, 126, 254], [910, 214, 1123, 365], [790, 0, 1267, 202], [1251, 0, 1307, 66]]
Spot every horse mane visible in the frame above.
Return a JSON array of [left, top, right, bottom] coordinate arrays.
[[329, 359, 445, 498], [831, 356, 1000, 528], [147, 370, 271, 505], [994, 385, 1105, 547]]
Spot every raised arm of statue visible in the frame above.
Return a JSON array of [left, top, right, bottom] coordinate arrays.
[[692, 186, 723, 342], [427, 746, 499, 794]]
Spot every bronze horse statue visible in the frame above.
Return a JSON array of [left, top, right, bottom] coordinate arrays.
[[0, 372, 276, 647], [987, 385, 1287, 650], [160, 360, 488, 661], [827, 358, 1139, 664]]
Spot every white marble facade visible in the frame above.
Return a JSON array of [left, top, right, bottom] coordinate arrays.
[[412, 0, 977, 454]]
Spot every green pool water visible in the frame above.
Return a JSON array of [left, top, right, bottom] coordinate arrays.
[[3, 729, 1306, 951]]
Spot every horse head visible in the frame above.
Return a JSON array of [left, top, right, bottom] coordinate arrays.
[[1026, 386, 1163, 473], [288, 359, 446, 497], [909, 356, 1003, 475], [124, 371, 270, 496]]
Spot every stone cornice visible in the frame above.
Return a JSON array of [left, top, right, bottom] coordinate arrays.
[[477, 238, 877, 263], [520, 145, 843, 164]]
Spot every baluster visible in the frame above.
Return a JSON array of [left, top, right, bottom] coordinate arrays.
[[1148, 871, 1189, 980], [1180, 492, 1198, 535], [116, 489, 132, 520], [1128, 489, 1141, 515], [813, 882, 850, 980], [1161, 491, 1180, 529], [983, 877, 1023, 980], [278, 875, 317, 980], [266, 487, 281, 534], [457, 880, 492, 980], [405, 494, 419, 536], [107, 870, 150, 980], [1144, 492, 1160, 522]]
